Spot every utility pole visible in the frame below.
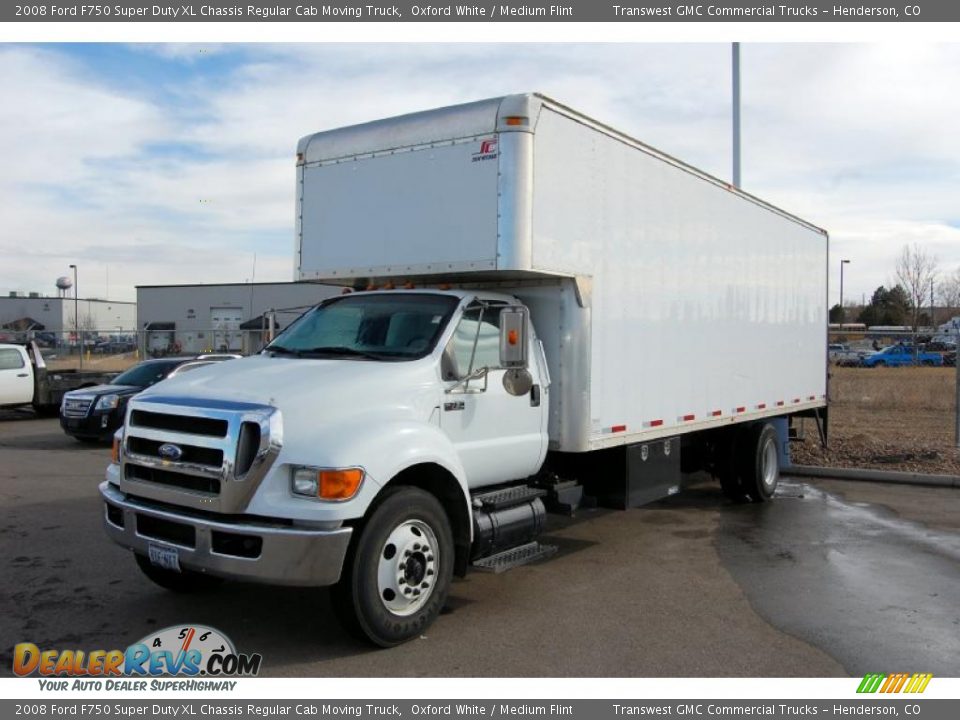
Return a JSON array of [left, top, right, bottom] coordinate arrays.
[[840, 259, 850, 323], [70, 264, 80, 370], [732, 42, 741, 188]]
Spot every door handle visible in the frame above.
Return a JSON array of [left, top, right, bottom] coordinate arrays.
[[530, 384, 541, 407], [17, 373, 28, 377]]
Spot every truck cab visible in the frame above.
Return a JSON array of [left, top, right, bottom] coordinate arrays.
[[0, 344, 35, 407], [101, 289, 550, 646]]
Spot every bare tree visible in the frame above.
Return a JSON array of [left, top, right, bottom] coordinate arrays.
[[895, 243, 938, 331], [937, 266, 960, 314]]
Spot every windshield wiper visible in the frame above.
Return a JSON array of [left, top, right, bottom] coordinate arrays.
[[298, 346, 387, 361], [264, 345, 300, 356]]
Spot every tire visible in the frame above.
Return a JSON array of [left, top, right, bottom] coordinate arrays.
[[737, 423, 780, 503], [716, 432, 748, 503], [873, 361, 885, 367], [32, 403, 59, 418], [135, 554, 224, 593], [332, 486, 454, 647]]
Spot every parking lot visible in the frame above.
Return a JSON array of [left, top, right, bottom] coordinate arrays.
[[2, 411, 959, 678]]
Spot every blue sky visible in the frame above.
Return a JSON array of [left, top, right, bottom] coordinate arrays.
[[1, 43, 958, 305]]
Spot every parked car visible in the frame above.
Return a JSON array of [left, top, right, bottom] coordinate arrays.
[[859, 344, 943, 368], [828, 343, 869, 366], [59, 355, 238, 442]]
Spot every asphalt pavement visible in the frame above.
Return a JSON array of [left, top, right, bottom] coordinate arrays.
[[1, 412, 958, 677]]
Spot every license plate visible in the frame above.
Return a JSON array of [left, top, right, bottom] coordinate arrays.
[[148, 543, 181, 573]]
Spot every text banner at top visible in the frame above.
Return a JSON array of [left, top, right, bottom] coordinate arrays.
[[5, 0, 959, 22]]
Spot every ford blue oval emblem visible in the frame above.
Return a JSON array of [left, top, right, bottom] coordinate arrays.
[[158, 443, 183, 461]]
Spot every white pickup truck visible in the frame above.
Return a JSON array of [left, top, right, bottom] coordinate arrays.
[[0, 342, 117, 416], [99, 94, 828, 646]]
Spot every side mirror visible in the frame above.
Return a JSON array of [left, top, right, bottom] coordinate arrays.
[[499, 307, 529, 369]]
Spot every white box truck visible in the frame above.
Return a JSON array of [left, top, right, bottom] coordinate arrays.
[[100, 94, 828, 646]]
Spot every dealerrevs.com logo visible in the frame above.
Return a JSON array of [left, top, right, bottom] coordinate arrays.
[[13, 624, 262, 686]]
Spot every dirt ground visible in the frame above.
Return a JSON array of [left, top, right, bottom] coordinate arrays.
[[791, 365, 960, 475]]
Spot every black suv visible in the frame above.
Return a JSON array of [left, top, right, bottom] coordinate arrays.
[[59, 356, 237, 442]]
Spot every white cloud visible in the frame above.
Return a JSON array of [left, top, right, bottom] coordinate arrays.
[[0, 42, 958, 310]]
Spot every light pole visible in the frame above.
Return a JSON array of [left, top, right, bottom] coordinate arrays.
[[732, 42, 741, 188], [839, 259, 850, 323], [69, 264, 79, 369]]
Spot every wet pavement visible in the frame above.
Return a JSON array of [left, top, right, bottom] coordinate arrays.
[[1, 414, 958, 676], [718, 480, 960, 676]]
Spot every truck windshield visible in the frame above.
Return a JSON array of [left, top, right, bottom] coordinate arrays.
[[265, 293, 459, 361]]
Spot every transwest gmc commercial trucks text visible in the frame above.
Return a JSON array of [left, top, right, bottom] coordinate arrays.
[[100, 94, 828, 645]]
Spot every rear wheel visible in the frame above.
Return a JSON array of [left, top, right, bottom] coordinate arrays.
[[332, 486, 454, 647], [716, 433, 748, 503], [737, 423, 780, 503], [134, 554, 223, 593]]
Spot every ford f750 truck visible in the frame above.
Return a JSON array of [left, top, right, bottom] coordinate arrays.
[[100, 94, 828, 646]]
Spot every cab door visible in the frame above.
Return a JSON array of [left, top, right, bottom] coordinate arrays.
[[0, 347, 34, 405], [439, 301, 548, 488]]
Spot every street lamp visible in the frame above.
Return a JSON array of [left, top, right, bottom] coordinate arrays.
[[839, 259, 850, 323], [69, 264, 79, 369]]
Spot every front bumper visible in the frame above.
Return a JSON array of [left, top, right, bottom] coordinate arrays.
[[99, 482, 352, 586], [61, 410, 120, 439]]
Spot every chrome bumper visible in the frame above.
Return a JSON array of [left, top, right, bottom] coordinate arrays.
[[100, 482, 352, 587]]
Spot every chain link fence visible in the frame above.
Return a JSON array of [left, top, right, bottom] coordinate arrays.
[[791, 328, 960, 475], [0, 306, 313, 373]]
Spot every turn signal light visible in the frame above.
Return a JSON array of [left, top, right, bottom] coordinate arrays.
[[504, 116, 527, 126], [319, 469, 364, 500], [111, 436, 121, 464], [507, 329, 519, 346]]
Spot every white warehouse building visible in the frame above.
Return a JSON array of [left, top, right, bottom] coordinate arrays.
[[135, 282, 341, 355], [0, 293, 137, 335]]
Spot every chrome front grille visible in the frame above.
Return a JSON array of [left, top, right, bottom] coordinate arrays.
[[120, 396, 282, 514], [62, 397, 93, 418]]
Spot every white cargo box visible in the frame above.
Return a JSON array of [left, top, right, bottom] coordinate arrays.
[[296, 94, 828, 452]]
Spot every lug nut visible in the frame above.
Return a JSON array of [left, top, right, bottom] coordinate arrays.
[[421, 582, 429, 589], [427, 569, 434, 576]]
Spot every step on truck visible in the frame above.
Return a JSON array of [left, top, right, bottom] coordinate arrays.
[[99, 94, 828, 646]]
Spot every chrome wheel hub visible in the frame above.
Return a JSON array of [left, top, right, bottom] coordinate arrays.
[[377, 519, 439, 616], [761, 437, 779, 490]]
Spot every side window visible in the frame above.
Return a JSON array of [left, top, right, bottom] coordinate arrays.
[[0, 349, 26, 370], [444, 303, 503, 380]]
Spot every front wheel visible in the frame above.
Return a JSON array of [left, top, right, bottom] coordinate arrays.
[[333, 486, 454, 647]]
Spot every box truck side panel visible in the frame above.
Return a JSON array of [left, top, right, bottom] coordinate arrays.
[[530, 107, 827, 448], [299, 139, 500, 279]]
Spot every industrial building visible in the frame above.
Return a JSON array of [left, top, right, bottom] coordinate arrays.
[[135, 282, 340, 355], [0, 293, 136, 336]]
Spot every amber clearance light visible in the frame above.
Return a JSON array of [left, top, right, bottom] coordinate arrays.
[[319, 469, 364, 500], [292, 466, 364, 501]]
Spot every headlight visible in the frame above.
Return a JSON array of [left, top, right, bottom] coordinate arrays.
[[95, 394, 120, 411], [291, 466, 364, 501]]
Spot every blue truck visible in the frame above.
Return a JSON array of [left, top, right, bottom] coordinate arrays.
[[860, 344, 943, 368]]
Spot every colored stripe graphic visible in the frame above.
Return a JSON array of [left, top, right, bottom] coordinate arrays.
[[857, 673, 932, 693]]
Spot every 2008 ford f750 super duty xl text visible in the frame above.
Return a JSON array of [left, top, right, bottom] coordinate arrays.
[[100, 94, 828, 646]]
